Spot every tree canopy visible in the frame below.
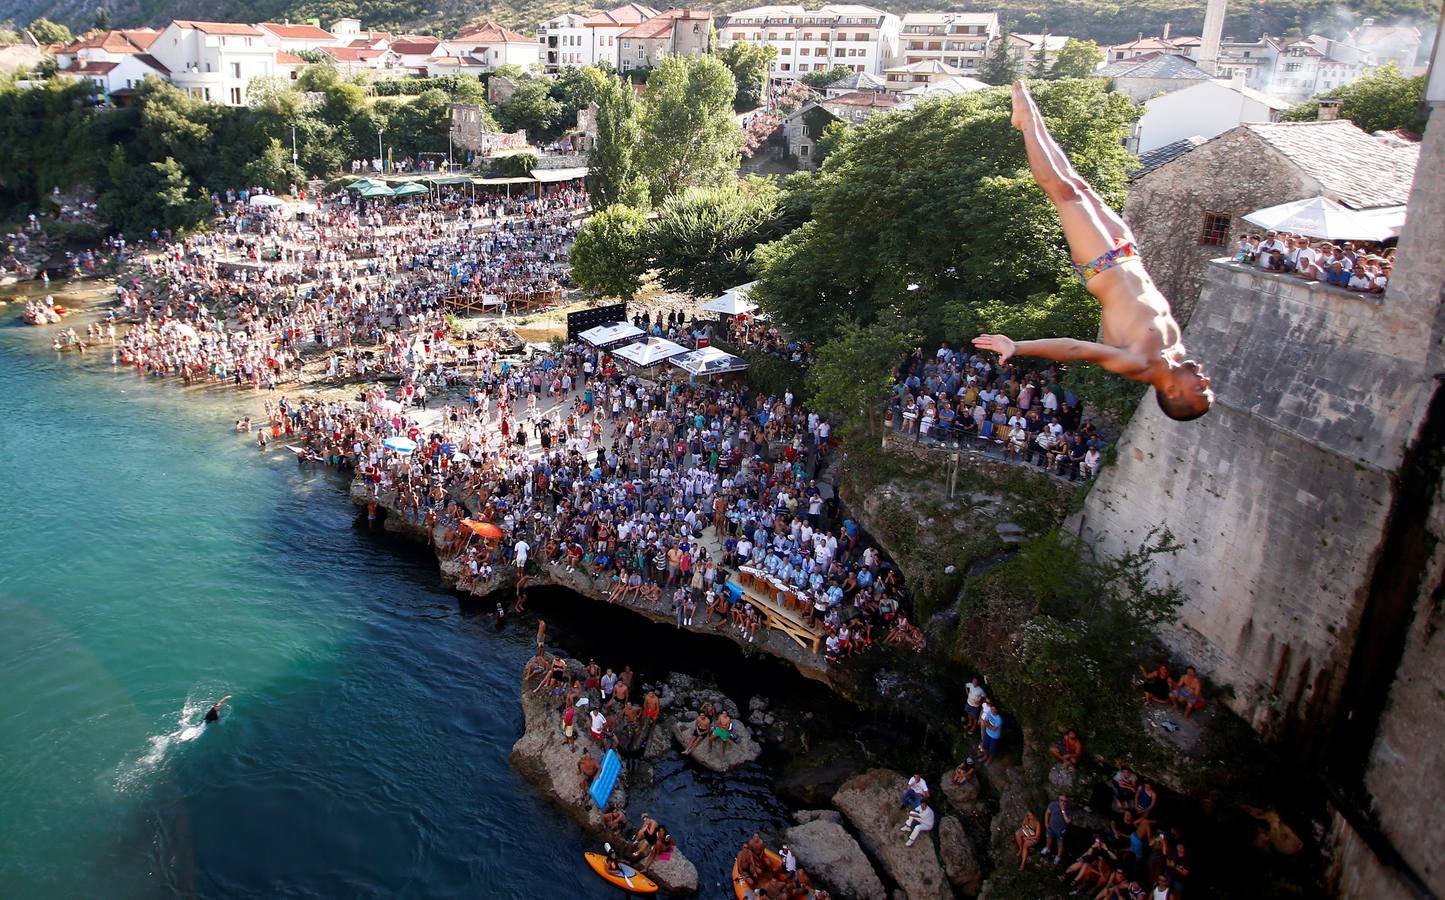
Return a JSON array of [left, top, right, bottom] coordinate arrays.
[[637, 55, 743, 204], [800, 65, 853, 90], [588, 72, 646, 209], [753, 80, 1137, 345], [1050, 39, 1104, 79], [717, 41, 776, 111], [650, 177, 786, 296], [1279, 61, 1428, 134], [25, 17, 71, 45], [980, 29, 1022, 85], [570, 204, 651, 301]]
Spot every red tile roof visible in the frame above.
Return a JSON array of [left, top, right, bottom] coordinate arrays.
[[259, 22, 335, 39], [324, 46, 385, 61], [134, 53, 171, 74], [454, 22, 535, 43], [174, 21, 265, 36], [826, 90, 899, 107], [619, 8, 708, 39], [61, 30, 145, 54], [122, 28, 160, 49], [275, 51, 306, 65], [391, 40, 442, 55], [64, 60, 120, 74], [584, 3, 660, 26]]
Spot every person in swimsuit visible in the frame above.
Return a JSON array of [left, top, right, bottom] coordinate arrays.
[[203, 695, 232, 723], [709, 710, 734, 753], [1015, 810, 1041, 871], [682, 712, 711, 756], [973, 83, 1213, 422]]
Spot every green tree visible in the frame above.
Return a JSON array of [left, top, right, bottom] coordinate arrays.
[[806, 319, 915, 444], [980, 26, 1021, 85], [246, 75, 300, 117], [651, 178, 785, 296], [717, 41, 776, 111], [552, 64, 612, 126], [297, 59, 340, 91], [800, 65, 853, 90], [1051, 38, 1104, 79], [589, 72, 646, 209], [570, 204, 651, 300], [243, 137, 297, 191], [813, 119, 849, 166], [94, 6, 111, 31], [1279, 62, 1427, 134], [26, 18, 71, 45], [638, 55, 743, 203], [497, 79, 564, 140], [753, 80, 1137, 341], [1030, 38, 1051, 78]]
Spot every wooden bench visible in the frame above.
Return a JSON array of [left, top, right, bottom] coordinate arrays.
[[730, 571, 824, 655]]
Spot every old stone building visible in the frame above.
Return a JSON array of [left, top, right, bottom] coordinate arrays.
[[1122, 119, 1418, 323]]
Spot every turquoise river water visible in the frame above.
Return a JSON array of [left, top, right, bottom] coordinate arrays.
[[0, 308, 790, 898]]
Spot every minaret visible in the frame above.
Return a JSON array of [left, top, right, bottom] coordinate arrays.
[[1197, 0, 1227, 75]]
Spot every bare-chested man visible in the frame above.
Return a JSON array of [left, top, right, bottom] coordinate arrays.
[[973, 82, 1213, 422]]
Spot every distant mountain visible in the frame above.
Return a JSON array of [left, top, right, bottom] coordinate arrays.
[[15, 0, 1435, 51]]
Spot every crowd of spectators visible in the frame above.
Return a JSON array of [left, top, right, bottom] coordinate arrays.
[[290, 337, 923, 668], [891, 343, 1107, 481], [1234, 230, 1393, 294]]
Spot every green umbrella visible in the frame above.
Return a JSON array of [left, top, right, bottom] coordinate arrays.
[[392, 182, 429, 197], [346, 178, 382, 191], [357, 183, 395, 198]]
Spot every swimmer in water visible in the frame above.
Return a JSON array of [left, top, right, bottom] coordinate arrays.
[[204, 696, 232, 723]]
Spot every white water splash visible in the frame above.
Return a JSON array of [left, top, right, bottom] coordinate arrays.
[[113, 692, 211, 792]]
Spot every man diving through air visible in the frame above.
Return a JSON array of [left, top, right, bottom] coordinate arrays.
[[973, 82, 1214, 421]]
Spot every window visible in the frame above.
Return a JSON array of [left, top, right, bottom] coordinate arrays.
[[231, 62, 241, 78], [855, 32, 866, 41], [623, 41, 630, 48], [781, 46, 790, 54], [799, 47, 809, 55], [779, 62, 790, 71], [1283, 62, 1301, 72], [800, 63, 810, 71], [802, 32, 812, 40], [1199, 211, 1231, 246], [230, 86, 242, 104], [835, 47, 845, 56]]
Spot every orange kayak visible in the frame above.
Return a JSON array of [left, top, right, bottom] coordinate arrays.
[[585, 852, 659, 894]]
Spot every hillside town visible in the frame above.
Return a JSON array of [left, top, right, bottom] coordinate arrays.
[[0, 0, 1440, 896]]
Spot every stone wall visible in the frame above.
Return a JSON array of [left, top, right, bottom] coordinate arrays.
[[1327, 96, 1445, 900], [1076, 260, 1434, 739]]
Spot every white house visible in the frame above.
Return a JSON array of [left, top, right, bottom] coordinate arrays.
[[537, 13, 590, 71], [57, 53, 172, 98], [578, 4, 659, 71], [320, 45, 400, 76], [148, 20, 281, 106], [1132, 77, 1291, 154], [450, 22, 542, 71], [895, 12, 997, 78], [423, 55, 491, 77], [1093, 52, 1213, 103], [55, 28, 160, 69], [257, 22, 339, 53], [1008, 32, 1072, 71], [719, 4, 901, 81]]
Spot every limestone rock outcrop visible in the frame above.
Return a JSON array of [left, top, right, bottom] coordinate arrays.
[[783, 819, 886, 900], [833, 769, 952, 900]]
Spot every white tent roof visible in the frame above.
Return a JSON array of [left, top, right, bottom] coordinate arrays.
[[672, 345, 749, 376], [1242, 196, 1395, 241], [531, 167, 590, 183], [248, 194, 286, 207], [612, 336, 688, 367], [699, 280, 760, 316], [579, 321, 644, 347]]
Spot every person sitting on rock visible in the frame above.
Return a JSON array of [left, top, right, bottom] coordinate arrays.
[[577, 748, 600, 797], [951, 757, 977, 786], [601, 805, 629, 837], [1015, 810, 1042, 870], [1137, 662, 1173, 706], [901, 773, 929, 809], [1170, 666, 1206, 718], [708, 710, 735, 754], [1050, 728, 1084, 769], [682, 711, 711, 756], [899, 798, 936, 848]]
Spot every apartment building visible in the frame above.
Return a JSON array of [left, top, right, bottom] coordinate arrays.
[[718, 4, 900, 80], [895, 12, 997, 77]]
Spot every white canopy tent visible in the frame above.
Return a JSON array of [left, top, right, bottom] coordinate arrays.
[[1242, 196, 1395, 242], [531, 167, 591, 183], [700, 281, 761, 317], [248, 194, 286, 208], [671, 346, 749, 376], [612, 337, 688, 368], [579, 321, 644, 347]]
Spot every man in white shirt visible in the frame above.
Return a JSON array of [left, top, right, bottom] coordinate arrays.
[[900, 799, 936, 847], [514, 538, 530, 572]]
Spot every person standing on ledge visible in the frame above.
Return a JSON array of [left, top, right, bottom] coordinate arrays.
[[973, 82, 1214, 422], [204, 696, 232, 723]]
